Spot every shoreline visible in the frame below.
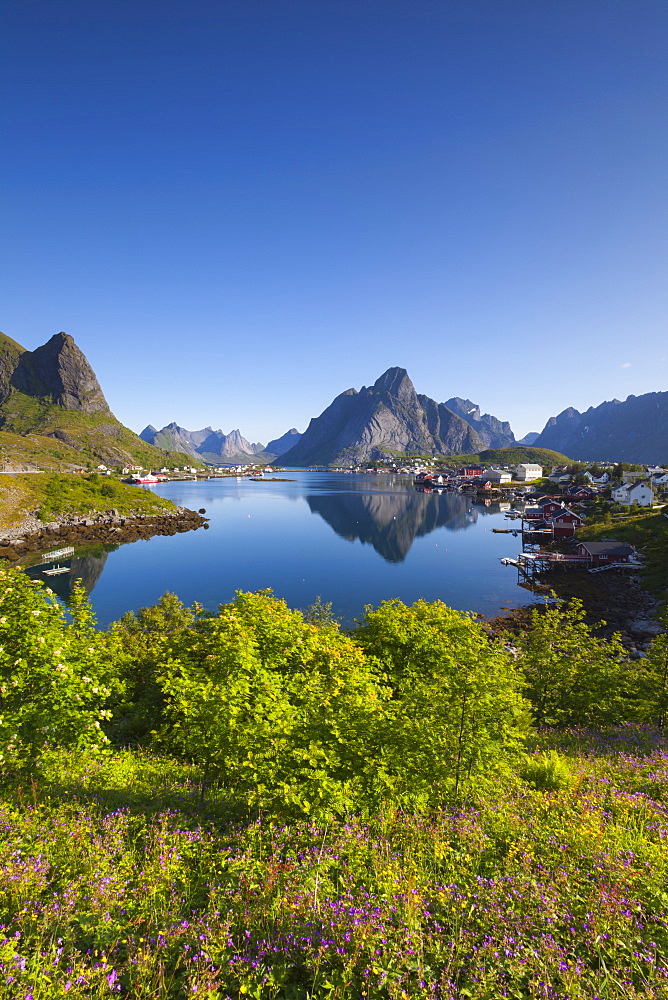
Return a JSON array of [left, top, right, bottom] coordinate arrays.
[[486, 568, 663, 655], [0, 505, 209, 562]]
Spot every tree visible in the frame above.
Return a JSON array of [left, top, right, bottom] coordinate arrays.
[[158, 591, 389, 815], [354, 599, 530, 797], [512, 597, 633, 727], [635, 611, 668, 726], [0, 567, 111, 769], [106, 592, 197, 744]]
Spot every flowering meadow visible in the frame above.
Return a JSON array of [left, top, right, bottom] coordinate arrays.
[[2, 566, 668, 997], [1, 728, 668, 999]]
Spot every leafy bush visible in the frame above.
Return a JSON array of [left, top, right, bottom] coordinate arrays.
[[520, 749, 573, 791], [0, 567, 111, 769]]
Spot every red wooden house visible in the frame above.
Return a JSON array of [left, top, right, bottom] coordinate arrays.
[[577, 541, 635, 564], [550, 509, 585, 538]]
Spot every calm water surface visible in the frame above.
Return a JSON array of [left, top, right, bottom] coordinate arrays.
[[40, 472, 531, 626]]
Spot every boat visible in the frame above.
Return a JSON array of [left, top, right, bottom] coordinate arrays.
[[126, 473, 167, 484]]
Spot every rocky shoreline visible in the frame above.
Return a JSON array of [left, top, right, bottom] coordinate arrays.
[[0, 505, 209, 562], [486, 569, 664, 656]]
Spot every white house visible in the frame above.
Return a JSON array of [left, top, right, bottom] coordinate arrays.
[[515, 464, 543, 481], [483, 468, 512, 484], [611, 481, 655, 507], [585, 470, 609, 484]]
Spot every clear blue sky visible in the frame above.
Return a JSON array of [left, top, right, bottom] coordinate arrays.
[[2, 0, 667, 443]]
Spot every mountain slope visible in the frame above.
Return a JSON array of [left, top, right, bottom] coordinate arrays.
[[266, 428, 302, 456], [0, 332, 195, 469], [534, 392, 668, 463], [279, 368, 484, 466], [443, 397, 515, 449]]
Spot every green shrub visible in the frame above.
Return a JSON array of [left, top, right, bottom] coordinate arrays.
[[520, 750, 573, 791]]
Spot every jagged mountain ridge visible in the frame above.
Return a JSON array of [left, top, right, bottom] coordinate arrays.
[[442, 397, 515, 449], [140, 422, 302, 463], [0, 331, 193, 469], [279, 368, 486, 466], [533, 392, 668, 463]]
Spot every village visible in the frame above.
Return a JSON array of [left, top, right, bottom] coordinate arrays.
[[396, 459, 668, 578]]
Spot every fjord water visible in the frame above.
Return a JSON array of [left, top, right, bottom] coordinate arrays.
[[55, 472, 530, 627]]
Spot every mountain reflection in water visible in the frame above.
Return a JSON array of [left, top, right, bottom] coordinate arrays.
[[306, 488, 496, 563], [31, 550, 111, 603]]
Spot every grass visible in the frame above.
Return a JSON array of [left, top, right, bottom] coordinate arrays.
[[0, 473, 176, 532], [1, 728, 668, 998], [0, 392, 198, 472], [578, 507, 668, 600]]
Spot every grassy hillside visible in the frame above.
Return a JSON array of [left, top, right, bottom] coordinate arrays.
[[578, 507, 668, 599], [0, 472, 177, 532], [0, 390, 199, 470], [449, 445, 573, 466]]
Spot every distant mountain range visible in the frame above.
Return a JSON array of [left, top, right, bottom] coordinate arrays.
[[534, 393, 668, 463], [139, 422, 302, 464], [142, 370, 550, 469], [4, 332, 664, 470]]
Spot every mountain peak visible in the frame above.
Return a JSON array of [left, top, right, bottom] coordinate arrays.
[[10, 330, 110, 414], [279, 369, 484, 466], [371, 367, 414, 399]]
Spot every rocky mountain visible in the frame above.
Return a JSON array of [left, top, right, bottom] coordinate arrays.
[[518, 432, 540, 446], [442, 397, 515, 449], [140, 422, 292, 464], [279, 368, 485, 466], [266, 428, 302, 456], [139, 422, 212, 458], [0, 331, 194, 469], [533, 392, 668, 463]]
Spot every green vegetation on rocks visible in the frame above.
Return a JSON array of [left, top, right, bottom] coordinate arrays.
[[448, 445, 573, 467], [0, 472, 176, 533]]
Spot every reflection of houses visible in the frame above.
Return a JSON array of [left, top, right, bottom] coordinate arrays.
[[611, 481, 655, 507]]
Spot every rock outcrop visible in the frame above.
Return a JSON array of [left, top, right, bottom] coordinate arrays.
[[10, 332, 110, 413], [0, 331, 193, 468]]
